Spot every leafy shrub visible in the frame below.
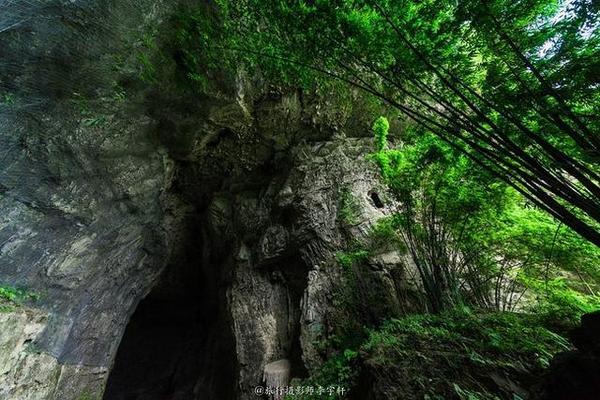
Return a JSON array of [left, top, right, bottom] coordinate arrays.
[[0, 286, 22, 302], [286, 348, 360, 400], [372, 116, 389, 152], [0, 286, 39, 312], [521, 277, 600, 331], [335, 250, 369, 270], [362, 309, 570, 399], [367, 216, 406, 253], [1, 93, 15, 105]]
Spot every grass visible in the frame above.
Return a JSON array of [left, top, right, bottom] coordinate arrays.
[[361, 308, 570, 399], [292, 307, 571, 399]]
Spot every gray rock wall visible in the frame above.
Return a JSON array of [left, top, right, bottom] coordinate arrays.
[[1, 1, 184, 398], [0, 1, 416, 399]]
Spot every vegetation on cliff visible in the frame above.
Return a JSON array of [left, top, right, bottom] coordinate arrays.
[[291, 118, 598, 399], [135, 0, 599, 398], [164, 0, 600, 248]]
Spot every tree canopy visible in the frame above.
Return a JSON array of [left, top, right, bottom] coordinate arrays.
[[191, 0, 600, 246]]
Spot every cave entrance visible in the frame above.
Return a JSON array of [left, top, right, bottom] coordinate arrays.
[[103, 223, 236, 400]]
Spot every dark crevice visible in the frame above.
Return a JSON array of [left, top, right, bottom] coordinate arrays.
[[369, 191, 384, 208], [268, 256, 310, 381], [103, 214, 237, 400]]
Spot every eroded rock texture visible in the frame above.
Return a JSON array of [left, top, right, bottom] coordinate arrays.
[[0, 1, 415, 399]]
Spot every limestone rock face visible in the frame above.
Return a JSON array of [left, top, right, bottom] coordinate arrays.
[[0, 308, 61, 400], [0, 1, 413, 399], [1, 1, 179, 399], [201, 138, 414, 399]]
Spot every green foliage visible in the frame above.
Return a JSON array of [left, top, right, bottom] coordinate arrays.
[[111, 84, 127, 103], [521, 276, 600, 330], [335, 250, 369, 270], [366, 309, 570, 366], [362, 309, 570, 398], [0, 286, 39, 312], [171, 5, 227, 92], [82, 117, 107, 127], [367, 216, 406, 253], [303, 308, 571, 399], [287, 349, 359, 400], [337, 188, 361, 226], [0, 286, 22, 303], [133, 26, 162, 85], [1, 93, 15, 105], [212, 0, 600, 247], [490, 201, 600, 281], [452, 384, 500, 400], [371, 126, 510, 311], [327, 265, 371, 348], [137, 51, 158, 84], [370, 119, 600, 313], [372, 116, 389, 152]]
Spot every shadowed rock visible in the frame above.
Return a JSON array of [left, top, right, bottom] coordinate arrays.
[[263, 359, 291, 400]]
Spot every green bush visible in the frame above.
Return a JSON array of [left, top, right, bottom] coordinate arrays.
[[367, 216, 406, 253], [0, 286, 39, 312], [521, 277, 600, 331], [286, 348, 360, 400], [335, 250, 369, 270], [0, 286, 22, 302], [372, 116, 389, 152]]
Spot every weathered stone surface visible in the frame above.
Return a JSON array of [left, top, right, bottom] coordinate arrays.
[[0, 308, 61, 400], [0, 306, 107, 399], [0, 1, 409, 399], [0, 1, 185, 398]]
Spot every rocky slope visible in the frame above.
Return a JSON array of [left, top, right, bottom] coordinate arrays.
[[0, 1, 415, 399]]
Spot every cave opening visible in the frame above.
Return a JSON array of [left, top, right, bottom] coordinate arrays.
[[369, 191, 384, 209], [103, 215, 237, 400]]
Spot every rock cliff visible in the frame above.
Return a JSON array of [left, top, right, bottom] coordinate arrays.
[[0, 1, 413, 399]]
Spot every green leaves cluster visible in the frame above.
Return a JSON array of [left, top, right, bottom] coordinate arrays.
[[337, 188, 362, 226], [1, 92, 15, 105], [521, 277, 600, 330], [0, 286, 22, 303], [171, 4, 235, 92], [202, 0, 600, 247], [372, 116, 389, 151], [371, 115, 600, 314], [0, 285, 39, 312], [287, 349, 359, 400], [336, 250, 369, 270]]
